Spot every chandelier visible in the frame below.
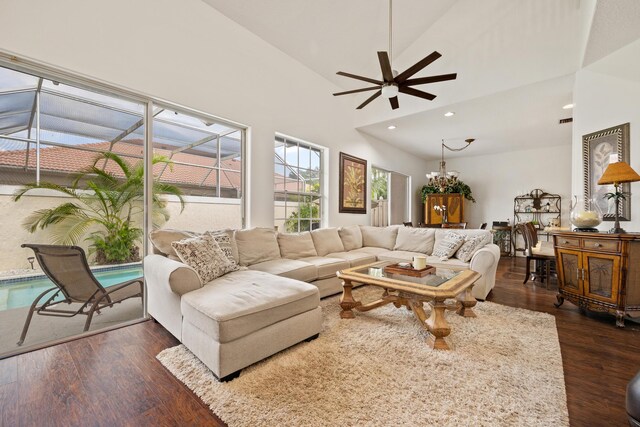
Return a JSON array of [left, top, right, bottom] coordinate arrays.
[[426, 138, 475, 192]]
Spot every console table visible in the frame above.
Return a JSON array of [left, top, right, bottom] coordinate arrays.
[[552, 231, 640, 327]]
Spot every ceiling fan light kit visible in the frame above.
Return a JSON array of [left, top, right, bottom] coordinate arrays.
[[333, 0, 458, 110]]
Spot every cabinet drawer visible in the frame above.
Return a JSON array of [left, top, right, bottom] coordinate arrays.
[[555, 236, 580, 248], [582, 238, 620, 253]]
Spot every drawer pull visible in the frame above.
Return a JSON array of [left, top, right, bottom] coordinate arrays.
[[594, 243, 602, 248], [563, 240, 570, 244]]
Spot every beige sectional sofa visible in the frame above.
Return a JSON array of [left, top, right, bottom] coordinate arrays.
[[144, 225, 500, 380]]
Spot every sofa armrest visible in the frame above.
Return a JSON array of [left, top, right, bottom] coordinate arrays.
[[468, 244, 501, 300], [144, 254, 202, 296]]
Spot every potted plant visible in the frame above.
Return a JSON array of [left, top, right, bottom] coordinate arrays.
[[420, 179, 476, 203], [13, 152, 185, 265]]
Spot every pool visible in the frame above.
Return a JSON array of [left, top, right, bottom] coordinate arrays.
[[0, 265, 143, 311]]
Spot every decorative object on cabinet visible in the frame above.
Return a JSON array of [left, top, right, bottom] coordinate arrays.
[[423, 193, 464, 226], [582, 123, 630, 221], [425, 138, 475, 193], [597, 161, 640, 234], [491, 224, 512, 257], [553, 230, 640, 327], [569, 195, 603, 232], [339, 152, 367, 214]]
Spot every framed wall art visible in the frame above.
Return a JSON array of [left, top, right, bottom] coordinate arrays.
[[339, 152, 367, 214], [582, 122, 630, 221]]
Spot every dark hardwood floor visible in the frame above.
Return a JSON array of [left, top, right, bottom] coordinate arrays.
[[1, 257, 639, 426]]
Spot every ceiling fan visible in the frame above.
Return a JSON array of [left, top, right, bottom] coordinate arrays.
[[333, 0, 458, 110]]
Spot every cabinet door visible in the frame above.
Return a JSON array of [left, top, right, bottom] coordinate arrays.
[[426, 195, 445, 225], [583, 252, 620, 304], [556, 249, 582, 294], [445, 194, 463, 223]]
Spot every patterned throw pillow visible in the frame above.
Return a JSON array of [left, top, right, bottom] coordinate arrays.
[[171, 234, 238, 284], [432, 231, 466, 259], [205, 231, 239, 267], [455, 234, 488, 262]]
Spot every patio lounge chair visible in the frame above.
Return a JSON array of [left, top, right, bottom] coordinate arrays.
[[17, 244, 143, 346]]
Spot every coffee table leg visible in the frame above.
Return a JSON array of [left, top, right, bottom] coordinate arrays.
[[410, 299, 451, 350], [340, 279, 361, 319], [426, 300, 452, 350], [456, 286, 477, 318]]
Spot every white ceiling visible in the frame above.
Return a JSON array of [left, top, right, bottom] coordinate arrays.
[[202, 0, 640, 160]]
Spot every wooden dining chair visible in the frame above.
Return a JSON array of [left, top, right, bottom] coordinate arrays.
[[517, 223, 555, 289]]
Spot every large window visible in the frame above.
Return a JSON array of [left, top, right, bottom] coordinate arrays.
[[0, 62, 245, 357], [274, 135, 323, 232]]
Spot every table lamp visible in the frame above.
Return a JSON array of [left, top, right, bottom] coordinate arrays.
[[597, 161, 640, 233]]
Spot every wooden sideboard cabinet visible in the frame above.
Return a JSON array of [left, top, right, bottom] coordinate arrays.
[[424, 193, 464, 225], [552, 231, 640, 327]]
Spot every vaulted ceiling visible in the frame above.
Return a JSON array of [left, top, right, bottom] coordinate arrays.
[[202, 0, 640, 160]]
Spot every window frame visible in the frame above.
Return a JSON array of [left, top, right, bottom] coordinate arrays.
[[274, 133, 325, 233]]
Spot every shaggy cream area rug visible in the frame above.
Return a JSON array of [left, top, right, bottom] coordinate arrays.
[[157, 286, 569, 427]]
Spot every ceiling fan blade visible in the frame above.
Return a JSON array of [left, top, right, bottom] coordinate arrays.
[[395, 51, 442, 84], [377, 51, 394, 83], [399, 86, 436, 101], [333, 86, 381, 96], [404, 73, 457, 87], [356, 90, 382, 109], [389, 96, 399, 110], [337, 71, 383, 86]]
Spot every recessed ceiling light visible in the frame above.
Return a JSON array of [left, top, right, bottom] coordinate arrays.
[[387, 125, 396, 130], [563, 103, 574, 109], [444, 111, 455, 117]]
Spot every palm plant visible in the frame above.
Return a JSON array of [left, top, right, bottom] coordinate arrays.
[[13, 152, 185, 264]]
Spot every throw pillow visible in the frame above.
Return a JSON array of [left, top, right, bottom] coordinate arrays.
[[171, 234, 238, 284], [277, 232, 318, 259], [205, 231, 241, 269], [455, 234, 488, 262], [432, 231, 466, 259], [338, 225, 363, 251], [149, 229, 199, 258]]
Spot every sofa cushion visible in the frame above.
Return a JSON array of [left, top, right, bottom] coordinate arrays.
[[360, 225, 399, 249], [349, 247, 389, 256], [425, 255, 469, 270], [277, 232, 318, 259], [455, 233, 491, 262], [171, 234, 239, 284], [339, 225, 363, 251], [326, 251, 377, 267], [432, 231, 466, 259], [298, 256, 350, 279], [310, 228, 345, 256], [248, 258, 317, 282], [181, 270, 319, 343], [376, 250, 429, 264], [149, 229, 199, 258], [235, 228, 281, 266], [394, 227, 436, 254]]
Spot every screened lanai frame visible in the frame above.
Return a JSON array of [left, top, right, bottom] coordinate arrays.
[[0, 52, 249, 320]]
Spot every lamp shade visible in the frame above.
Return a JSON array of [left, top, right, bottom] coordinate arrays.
[[597, 161, 640, 185]]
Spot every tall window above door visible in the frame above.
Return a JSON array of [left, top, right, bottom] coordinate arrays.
[[274, 135, 324, 232]]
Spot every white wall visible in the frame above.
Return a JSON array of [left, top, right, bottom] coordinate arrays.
[[425, 144, 573, 229], [572, 65, 640, 232], [0, 0, 429, 229]]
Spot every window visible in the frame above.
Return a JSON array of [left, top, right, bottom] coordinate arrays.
[[274, 135, 323, 232]]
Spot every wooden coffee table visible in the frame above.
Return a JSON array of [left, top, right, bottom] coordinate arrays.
[[336, 261, 481, 350]]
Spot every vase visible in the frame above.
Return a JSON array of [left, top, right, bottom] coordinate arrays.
[[569, 195, 602, 231]]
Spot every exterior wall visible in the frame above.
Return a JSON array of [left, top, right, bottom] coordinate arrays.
[[0, 188, 241, 272]]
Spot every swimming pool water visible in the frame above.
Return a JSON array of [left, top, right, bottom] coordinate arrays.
[[0, 266, 143, 311]]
